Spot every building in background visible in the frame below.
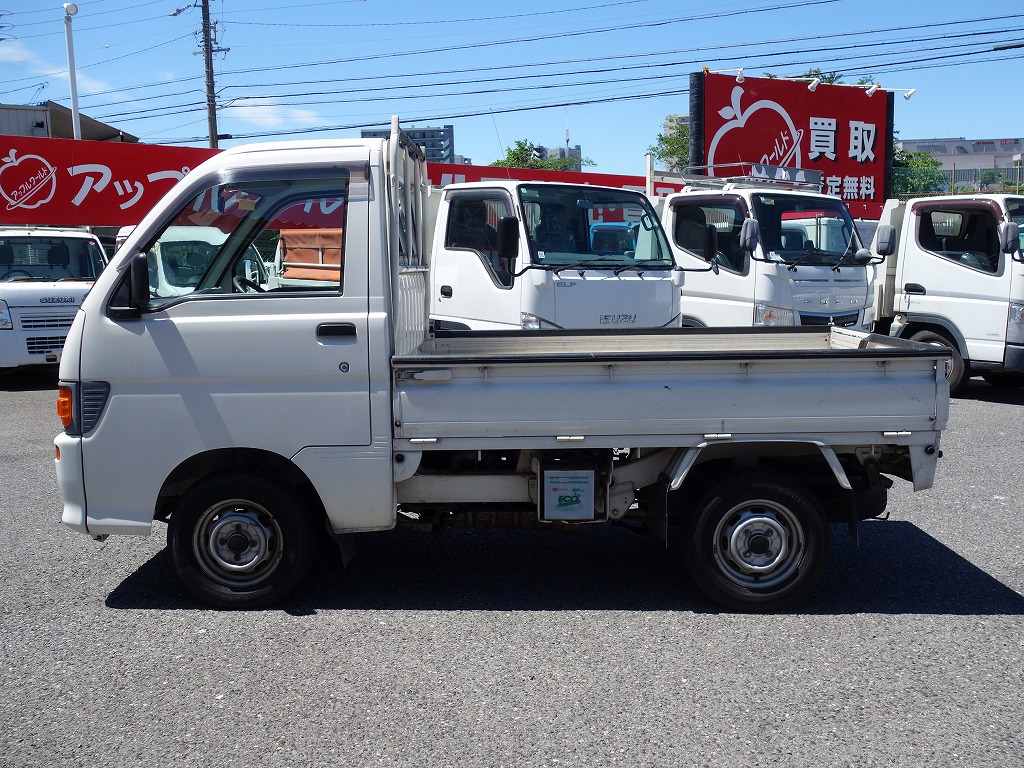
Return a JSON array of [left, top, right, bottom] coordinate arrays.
[[0, 102, 139, 142], [662, 114, 689, 173], [899, 136, 1024, 191], [360, 124, 468, 164], [531, 144, 583, 172]]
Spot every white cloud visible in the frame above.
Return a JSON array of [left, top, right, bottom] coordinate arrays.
[[226, 98, 320, 129]]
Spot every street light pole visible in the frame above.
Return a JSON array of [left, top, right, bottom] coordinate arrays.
[[62, 2, 81, 140]]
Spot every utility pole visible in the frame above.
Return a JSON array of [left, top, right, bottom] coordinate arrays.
[[197, 0, 228, 148]]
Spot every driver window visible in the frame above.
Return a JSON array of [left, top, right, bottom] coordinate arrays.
[[444, 193, 514, 287], [141, 176, 348, 307], [673, 202, 745, 272], [918, 207, 1000, 274]]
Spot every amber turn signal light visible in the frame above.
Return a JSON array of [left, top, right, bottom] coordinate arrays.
[[57, 386, 73, 429]]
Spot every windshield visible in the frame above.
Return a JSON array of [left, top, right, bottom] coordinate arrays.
[[520, 184, 674, 268], [0, 235, 106, 282], [751, 193, 863, 266]]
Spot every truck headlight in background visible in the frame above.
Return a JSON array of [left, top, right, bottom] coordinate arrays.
[[755, 304, 795, 326], [520, 312, 562, 331], [0, 300, 12, 330], [1007, 302, 1024, 345]]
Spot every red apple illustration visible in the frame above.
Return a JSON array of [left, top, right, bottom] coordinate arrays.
[[707, 86, 804, 173], [0, 149, 58, 211]]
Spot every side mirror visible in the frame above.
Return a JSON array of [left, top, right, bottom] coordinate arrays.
[[496, 216, 520, 270], [129, 252, 150, 310], [874, 224, 897, 257], [998, 221, 1020, 254], [739, 218, 760, 252], [703, 223, 719, 272], [854, 248, 873, 265]]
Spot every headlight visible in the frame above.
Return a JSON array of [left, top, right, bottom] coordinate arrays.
[[521, 312, 542, 331], [0, 300, 12, 330], [520, 312, 562, 330], [755, 304, 795, 326]]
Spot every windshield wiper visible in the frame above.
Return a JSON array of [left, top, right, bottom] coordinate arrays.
[[613, 261, 673, 275], [552, 257, 620, 277], [785, 249, 833, 271]]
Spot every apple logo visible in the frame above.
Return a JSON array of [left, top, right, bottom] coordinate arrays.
[[707, 86, 804, 172], [0, 149, 57, 211]]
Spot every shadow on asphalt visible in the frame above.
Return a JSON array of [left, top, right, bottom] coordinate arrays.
[[0, 367, 60, 392], [106, 519, 1024, 616], [952, 378, 1024, 405]]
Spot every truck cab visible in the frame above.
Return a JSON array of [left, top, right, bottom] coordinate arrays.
[[872, 194, 1024, 392], [428, 181, 682, 330], [657, 181, 874, 330], [0, 226, 107, 373]]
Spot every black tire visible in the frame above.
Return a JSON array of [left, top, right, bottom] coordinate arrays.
[[910, 330, 967, 394], [167, 472, 317, 609], [684, 471, 829, 612], [981, 371, 1024, 389]]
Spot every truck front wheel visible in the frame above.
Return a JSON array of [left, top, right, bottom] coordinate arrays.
[[167, 472, 317, 609], [684, 472, 829, 612]]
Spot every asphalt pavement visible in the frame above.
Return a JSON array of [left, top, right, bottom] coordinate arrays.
[[1, 367, 1022, 767]]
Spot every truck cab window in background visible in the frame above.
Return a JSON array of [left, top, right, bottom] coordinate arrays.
[[671, 200, 747, 273], [0, 236, 105, 282], [519, 184, 674, 269], [750, 194, 863, 267], [1007, 197, 1024, 255], [915, 204, 1001, 274], [444, 192, 514, 287], [139, 174, 349, 308]]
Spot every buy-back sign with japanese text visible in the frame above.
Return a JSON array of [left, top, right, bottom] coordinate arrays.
[[691, 71, 893, 218]]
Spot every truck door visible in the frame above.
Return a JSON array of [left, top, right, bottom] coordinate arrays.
[[79, 169, 385, 531], [668, 196, 752, 326], [898, 201, 1012, 364], [431, 190, 519, 330]]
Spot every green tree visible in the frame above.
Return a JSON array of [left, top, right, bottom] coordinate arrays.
[[647, 124, 690, 171], [892, 144, 946, 197], [489, 139, 593, 171]]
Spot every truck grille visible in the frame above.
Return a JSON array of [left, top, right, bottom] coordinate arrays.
[[26, 335, 67, 355], [20, 311, 77, 330], [799, 312, 859, 328]]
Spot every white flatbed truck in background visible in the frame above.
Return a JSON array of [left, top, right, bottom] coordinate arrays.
[[871, 194, 1023, 393], [0, 226, 107, 373], [649, 165, 876, 331], [55, 119, 950, 612]]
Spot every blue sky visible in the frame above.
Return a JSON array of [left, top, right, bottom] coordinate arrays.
[[2, 0, 1022, 175]]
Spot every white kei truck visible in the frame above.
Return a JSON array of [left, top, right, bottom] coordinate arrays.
[[0, 226, 107, 374], [871, 194, 1024, 393], [649, 166, 876, 331], [55, 119, 951, 613]]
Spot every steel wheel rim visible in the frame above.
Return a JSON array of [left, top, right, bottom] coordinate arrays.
[[193, 499, 283, 587], [712, 499, 805, 589]]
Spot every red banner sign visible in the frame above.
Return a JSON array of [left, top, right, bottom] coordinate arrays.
[[699, 72, 892, 218]]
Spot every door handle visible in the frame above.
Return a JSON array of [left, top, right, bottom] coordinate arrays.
[[317, 323, 357, 338], [440, 285, 453, 299], [904, 283, 926, 295]]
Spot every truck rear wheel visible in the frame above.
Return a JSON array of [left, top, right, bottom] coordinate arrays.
[[910, 330, 967, 394], [167, 472, 316, 609], [684, 471, 829, 612]]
